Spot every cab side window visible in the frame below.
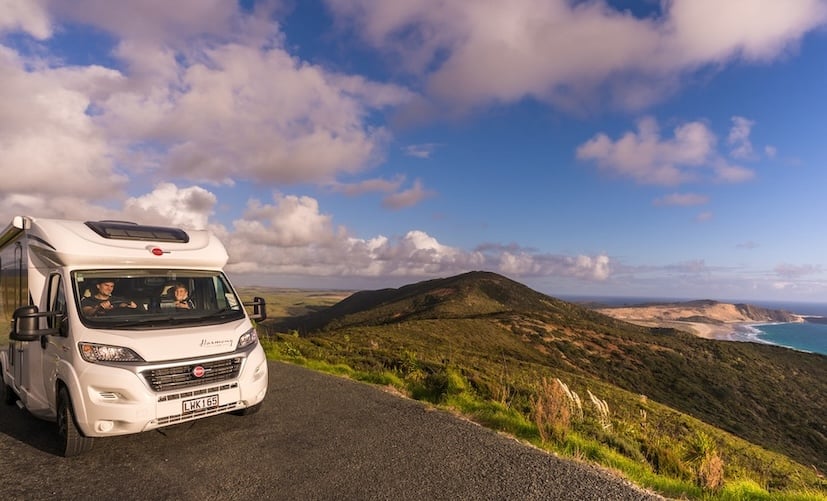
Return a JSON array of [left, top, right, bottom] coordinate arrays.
[[47, 274, 67, 334]]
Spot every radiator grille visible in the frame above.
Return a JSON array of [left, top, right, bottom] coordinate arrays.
[[142, 358, 242, 392]]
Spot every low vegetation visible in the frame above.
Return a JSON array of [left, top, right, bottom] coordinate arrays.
[[247, 272, 827, 500]]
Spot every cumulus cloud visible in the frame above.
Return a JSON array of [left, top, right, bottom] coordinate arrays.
[[0, 0, 413, 223], [220, 193, 611, 282], [0, 46, 127, 201], [122, 183, 216, 229], [382, 179, 435, 209], [0, 0, 52, 39], [576, 116, 733, 185], [326, 0, 827, 113], [99, 42, 412, 185], [577, 117, 757, 186]]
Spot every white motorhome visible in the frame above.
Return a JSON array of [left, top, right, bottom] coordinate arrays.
[[0, 216, 268, 456]]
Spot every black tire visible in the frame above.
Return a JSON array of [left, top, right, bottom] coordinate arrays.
[[232, 402, 262, 416], [57, 386, 94, 457]]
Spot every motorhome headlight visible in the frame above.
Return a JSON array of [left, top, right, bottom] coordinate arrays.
[[79, 342, 145, 363], [237, 327, 259, 350]]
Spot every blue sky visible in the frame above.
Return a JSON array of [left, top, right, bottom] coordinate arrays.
[[2, 0, 827, 302]]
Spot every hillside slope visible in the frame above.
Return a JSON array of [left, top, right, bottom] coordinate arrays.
[[264, 271, 827, 471]]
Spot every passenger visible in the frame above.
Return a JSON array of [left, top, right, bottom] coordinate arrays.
[[81, 280, 138, 316], [172, 283, 195, 309]]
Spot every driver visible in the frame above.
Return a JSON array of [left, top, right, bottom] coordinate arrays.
[[81, 280, 138, 316]]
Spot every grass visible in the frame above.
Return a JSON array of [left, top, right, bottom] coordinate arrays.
[[259, 332, 827, 500], [251, 283, 827, 501]]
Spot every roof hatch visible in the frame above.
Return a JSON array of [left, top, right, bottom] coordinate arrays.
[[85, 220, 190, 243]]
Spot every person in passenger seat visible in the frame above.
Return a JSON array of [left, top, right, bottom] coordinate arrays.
[[172, 283, 195, 309]]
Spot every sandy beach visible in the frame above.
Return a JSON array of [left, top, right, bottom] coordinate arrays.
[[607, 318, 751, 340], [595, 301, 804, 341]]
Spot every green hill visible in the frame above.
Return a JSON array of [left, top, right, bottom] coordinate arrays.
[[261, 271, 827, 495]]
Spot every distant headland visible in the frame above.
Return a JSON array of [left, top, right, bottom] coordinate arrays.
[[593, 299, 804, 339]]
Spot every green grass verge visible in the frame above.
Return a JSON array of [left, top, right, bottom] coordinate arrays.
[[259, 334, 826, 501]]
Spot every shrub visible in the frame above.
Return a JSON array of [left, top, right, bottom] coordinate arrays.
[[410, 365, 468, 404], [532, 377, 573, 442], [685, 431, 725, 490], [641, 437, 693, 480]]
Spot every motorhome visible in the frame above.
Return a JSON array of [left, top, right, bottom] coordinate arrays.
[[0, 216, 268, 456]]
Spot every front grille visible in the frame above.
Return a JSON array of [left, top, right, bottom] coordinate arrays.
[[142, 357, 242, 392]]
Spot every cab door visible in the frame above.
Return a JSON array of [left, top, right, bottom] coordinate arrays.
[[41, 273, 71, 414]]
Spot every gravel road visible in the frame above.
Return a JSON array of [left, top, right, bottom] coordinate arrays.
[[1, 361, 663, 500]]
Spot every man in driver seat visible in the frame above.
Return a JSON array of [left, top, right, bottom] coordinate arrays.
[[81, 280, 138, 316]]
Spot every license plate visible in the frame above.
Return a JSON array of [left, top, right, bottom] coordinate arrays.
[[183, 394, 219, 413]]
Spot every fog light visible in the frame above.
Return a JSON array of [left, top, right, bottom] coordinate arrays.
[[96, 420, 114, 433]]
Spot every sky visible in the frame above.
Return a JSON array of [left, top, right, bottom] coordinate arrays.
[[2, 0, 827, 302]]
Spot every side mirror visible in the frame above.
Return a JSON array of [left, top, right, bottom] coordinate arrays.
[[11, 306, 44, 341], [246, 296, 267, 321], [11, 305, 58, 341]]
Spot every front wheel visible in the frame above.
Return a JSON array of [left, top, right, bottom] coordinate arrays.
[[57, 387, 94, 457]]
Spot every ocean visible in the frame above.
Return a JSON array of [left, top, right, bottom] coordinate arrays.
[[743, 300, 827, 356], [565, 296, 827, 356]]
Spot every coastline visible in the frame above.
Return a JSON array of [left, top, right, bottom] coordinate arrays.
[[621, 318, 763, 341], [602, 315, 797, 343], [593, 301, 826, 355], [627, 318, 826, 354]]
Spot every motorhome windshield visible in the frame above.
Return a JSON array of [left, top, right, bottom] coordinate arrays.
[[73, 270, 245, 328]]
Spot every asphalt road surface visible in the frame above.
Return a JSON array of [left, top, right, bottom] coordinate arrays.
[[1, 361, 662, 500]]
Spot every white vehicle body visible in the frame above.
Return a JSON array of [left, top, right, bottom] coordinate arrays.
[[0, 216, 268, 456]]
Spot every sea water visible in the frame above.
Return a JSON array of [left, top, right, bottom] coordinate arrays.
[[566, 296, 827, 356], [748, 322, 827, 355], [746, 300, 827, 356]]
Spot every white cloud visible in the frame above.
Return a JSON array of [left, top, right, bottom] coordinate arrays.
[[0, 0, 52, 39], [0, 1, 414, 222], [220, 193, 609, 282], [123, 183, 216, 229], [492, 246, 610, 281], [382, 179, 435, 209], [326, 0, 827, 113], [576, 116, 730, 185], [728, 116, 755, 159], [99, 42, 412, 185], [664, 0, 827, 63], [0, 46, 127, 204]]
